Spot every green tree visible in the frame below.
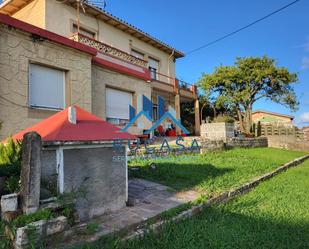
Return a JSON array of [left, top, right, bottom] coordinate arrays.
[[199, 56, 298, 134]]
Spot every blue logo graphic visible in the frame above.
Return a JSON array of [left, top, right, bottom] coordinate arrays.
[[120, 95, 189, 135]]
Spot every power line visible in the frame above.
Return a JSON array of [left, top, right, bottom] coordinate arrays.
[[185, 0, 301, 56]]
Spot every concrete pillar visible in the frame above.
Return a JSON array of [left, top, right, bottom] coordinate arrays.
[[20, 132, 42, 214], [175, 93, 181, 135], [194, 99, 200, 136]]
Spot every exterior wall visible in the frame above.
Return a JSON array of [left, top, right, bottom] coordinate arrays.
[[41, 149, 57, 194], [199, 137, 268, 153], [226, 137, 268, 148], [268, 135, 309, 152], [63, 146, 127, 221], [92, 65, 152, 133], [201, 122, 235, 140], [252, 112, 292, 123], [303, 127, 309, 141], [12, 0, 46, 29], [44, 0, 176, 80], [0, 23, 92, 140]]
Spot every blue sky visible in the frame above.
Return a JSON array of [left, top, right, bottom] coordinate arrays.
[[104, 0, 309, 127]]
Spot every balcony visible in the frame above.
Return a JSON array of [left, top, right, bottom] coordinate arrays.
[[150, 71, 197, 100], [70, 33, 196, 99], [70, 33, 148, 68]]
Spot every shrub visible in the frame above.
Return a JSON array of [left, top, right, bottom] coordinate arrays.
[[213, 114, 235, 123], [12, 209, 54, 228], [0, 138, 22, 193]]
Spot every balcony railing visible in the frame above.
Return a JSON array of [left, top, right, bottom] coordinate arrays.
[[70, 33, 197, 95], [70, 33, 148, 68], [151, 71, 196, 95]]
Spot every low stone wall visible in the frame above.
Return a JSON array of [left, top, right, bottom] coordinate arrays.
[[200, 140, 225, 152], [268, 136, 309, 152], [226, 137, 268, 148]]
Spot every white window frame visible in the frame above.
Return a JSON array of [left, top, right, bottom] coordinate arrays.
[[148, 57, 159, 80], [28, 64, 66, 111], [131, 49, 145, 60], [106, 88, 132, 125]]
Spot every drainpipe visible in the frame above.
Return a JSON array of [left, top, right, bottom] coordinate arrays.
[[168, 50, 175, 84]]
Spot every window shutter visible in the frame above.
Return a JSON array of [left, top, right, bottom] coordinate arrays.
[[148, 58, 159, 69], [29, 64, 65, 110], [106, 88, 132, 119], [131, 50, 144, 59]]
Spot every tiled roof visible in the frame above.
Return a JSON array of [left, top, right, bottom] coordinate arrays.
[[11, 106, 135, 142]]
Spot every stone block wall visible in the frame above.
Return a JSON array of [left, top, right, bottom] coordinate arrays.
[[201, 122, 235, 140], [226, 137, 268, 148], [0, 23, 92, 140], [267, 135, 309, 152]]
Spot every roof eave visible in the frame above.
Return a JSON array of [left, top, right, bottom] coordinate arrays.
[[68, 1, 185, 58]]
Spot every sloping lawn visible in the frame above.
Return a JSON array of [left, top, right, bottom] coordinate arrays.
[[77, 155, 309, 249], [129, 148, 305, 195]]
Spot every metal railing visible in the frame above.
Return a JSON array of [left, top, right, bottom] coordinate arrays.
[[70, 33, 148, 68], [151, 71, 196, 93]]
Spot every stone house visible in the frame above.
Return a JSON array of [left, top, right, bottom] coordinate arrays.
[[252, 110, 294, 126], [0, 0, 200, 140], [11, 105, 134, 220]]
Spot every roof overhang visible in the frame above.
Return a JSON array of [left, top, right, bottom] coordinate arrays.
[[0, 0, 31, 15], [0, 0, 185, 58]]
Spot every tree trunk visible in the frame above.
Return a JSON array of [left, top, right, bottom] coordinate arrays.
[[243, 106, 253, 135], [236, 107, 245, 133]]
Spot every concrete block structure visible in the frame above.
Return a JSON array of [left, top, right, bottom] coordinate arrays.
[[0, 0, 200, 140], [11, 106, 135, 221], [201, 122, 235, 140]]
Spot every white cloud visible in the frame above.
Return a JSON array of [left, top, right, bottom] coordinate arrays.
[[301, 57, 309, 70], [299, 112, 309, 123]]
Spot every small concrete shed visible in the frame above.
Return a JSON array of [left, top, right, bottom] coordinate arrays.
[[12, 106, 135, 220]]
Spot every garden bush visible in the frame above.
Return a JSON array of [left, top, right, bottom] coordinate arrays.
[[0, 138, 22, 193]]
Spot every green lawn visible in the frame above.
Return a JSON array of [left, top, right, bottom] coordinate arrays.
[[75, 155, 309, 249], [129, 148, 305, 195]]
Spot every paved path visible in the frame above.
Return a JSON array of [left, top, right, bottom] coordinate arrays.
[[59, 178, 199, 247]]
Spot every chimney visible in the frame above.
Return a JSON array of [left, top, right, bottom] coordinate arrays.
[[68, 106, 76, 124]]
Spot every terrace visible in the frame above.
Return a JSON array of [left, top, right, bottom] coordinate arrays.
[[69, 33, 196, 99]]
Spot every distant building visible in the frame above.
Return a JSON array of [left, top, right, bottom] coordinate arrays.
[[252, 110, 294, 126]]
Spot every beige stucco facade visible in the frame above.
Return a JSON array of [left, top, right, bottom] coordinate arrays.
[[92, 65, 152, 134], [0, 23, 92, 140], [0, 0, 200, 137], [11, 0, 176, 81]]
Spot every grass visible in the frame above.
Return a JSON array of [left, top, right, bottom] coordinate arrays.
[[129, 148, 305, 195], [72, 155, 309, 249]]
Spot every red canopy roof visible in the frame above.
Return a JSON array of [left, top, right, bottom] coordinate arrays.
[[11, 106, 136, 142]]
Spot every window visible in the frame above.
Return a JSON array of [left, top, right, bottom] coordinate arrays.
[[106, 88, 132, 125], [153, 104, 158, 121], [29, 64, 65, 110], [148, 57, 159, 80], [72, 24, 95, 39], [131, 49, 144, 59]]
